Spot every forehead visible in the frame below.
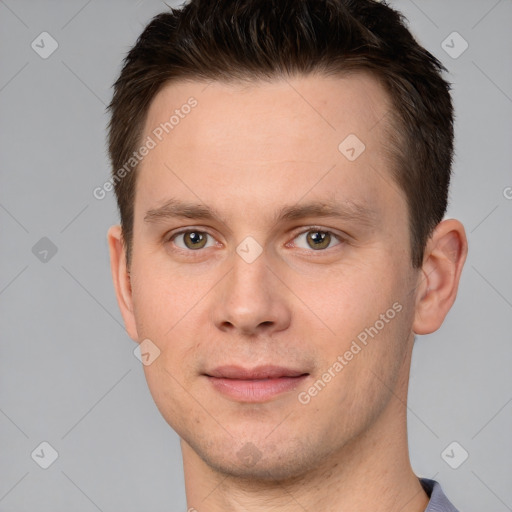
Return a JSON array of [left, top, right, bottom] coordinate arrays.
[[135, 72, 402, 223], [143, 71, 392, 159]]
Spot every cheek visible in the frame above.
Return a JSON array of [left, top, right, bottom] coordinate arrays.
[[289, 259, 401, 341], [142, 361, 191, 435], [295, 256, 415, 396], [129, 258, 200, 339], [301, 301, 413, 435], [130, 263, 204, 375]]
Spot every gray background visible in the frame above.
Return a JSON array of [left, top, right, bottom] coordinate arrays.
[[0, 0, 511, 510]]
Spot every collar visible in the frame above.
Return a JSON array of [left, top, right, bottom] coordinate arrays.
[[420, 478, 460, 512]]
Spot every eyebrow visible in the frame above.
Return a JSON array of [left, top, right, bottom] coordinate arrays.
[[144, 198, 377, 228]]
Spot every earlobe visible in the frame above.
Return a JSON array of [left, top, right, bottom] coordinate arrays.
[[107, 225, 140, 342], [413, 219, 468, 335]]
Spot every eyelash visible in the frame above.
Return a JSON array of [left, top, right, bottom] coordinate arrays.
[[166, 226, 346, 254]]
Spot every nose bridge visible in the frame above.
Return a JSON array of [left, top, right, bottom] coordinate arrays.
[[211, 244, 291, 335], [231, 248, 270, 300]]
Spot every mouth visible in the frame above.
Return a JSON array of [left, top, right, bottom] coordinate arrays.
[[203, 365, 310, 402]]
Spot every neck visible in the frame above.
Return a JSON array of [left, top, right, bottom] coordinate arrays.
[[182, 398, 428, 512]]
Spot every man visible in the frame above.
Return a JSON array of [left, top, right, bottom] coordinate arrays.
[[106, 0, 467, 510]]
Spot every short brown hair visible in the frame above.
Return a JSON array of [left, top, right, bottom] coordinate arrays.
[[107, 0, 454, 268]]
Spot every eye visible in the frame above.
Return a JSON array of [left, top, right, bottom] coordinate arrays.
[[292, 229, 343, 251], [170, 230, 216, 250]]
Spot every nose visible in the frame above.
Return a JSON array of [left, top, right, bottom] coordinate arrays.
[[210, 248, 292, 337]]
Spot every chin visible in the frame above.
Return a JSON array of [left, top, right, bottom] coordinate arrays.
[[189, 433, 328, 483], [209, 455, 312, 483]]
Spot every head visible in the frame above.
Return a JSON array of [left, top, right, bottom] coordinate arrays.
[[107, 0, 467, 482]]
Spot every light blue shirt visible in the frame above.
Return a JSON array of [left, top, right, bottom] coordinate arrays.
[[421, 478, 459, 512]]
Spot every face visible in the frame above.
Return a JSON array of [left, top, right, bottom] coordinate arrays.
[[116, 73, 423, 479]]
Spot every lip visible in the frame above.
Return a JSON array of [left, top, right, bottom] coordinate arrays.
[[204, 365, 309, 402], [206, 365, 307, 379]]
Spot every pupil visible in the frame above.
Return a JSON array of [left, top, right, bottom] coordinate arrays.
[[189, 232, 202, 244]]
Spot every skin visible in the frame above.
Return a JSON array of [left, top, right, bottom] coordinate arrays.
[[108, 72, 467, 511]]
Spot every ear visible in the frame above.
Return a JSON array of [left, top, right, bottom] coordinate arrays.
[[107, 225, 140, 342], [413, 219, 468, 335]]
